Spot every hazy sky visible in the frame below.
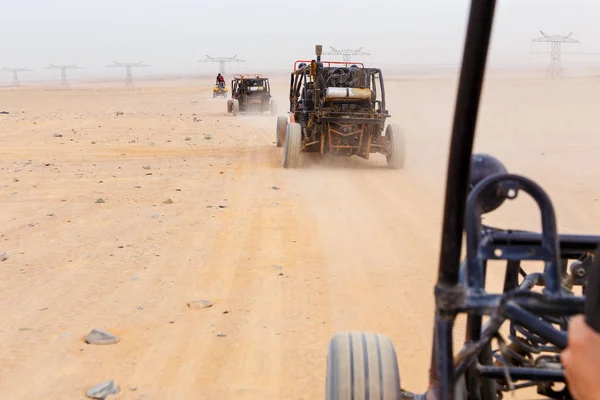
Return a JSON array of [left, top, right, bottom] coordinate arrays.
[[1, 0, 599, 80]]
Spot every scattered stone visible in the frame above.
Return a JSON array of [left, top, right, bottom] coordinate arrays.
[[206, 205, 212, 208], [53, 133, 63, 137], [184, 136, 192, 141], [134, 185, 142, 189], [218, 205, 228, 209], [272, 186, 280, 190], [47, 213, 56, 217], [145, 173, 152, 176], [85, 328, 120, 345], [273, 202, 279, 206], [272, 265, 282, 270], [91, 141, 96, 144], [169, 320, 175, 324], [223, 311, 229, 314], [175, 189, 182, 191], [85, 380, 120, 399], [217, 334, 227, 337], [142, 165, 151, 170], [115, 111, 124, 116], [38, 307, 48, 311], [129, 386, 138, 391], [130, 276, 140, 282], [149, 142, 156, 146], [151, 214, 159, 219], [0, 253, 8, 262], [193, 117, 202, 122], [187, 300, 213, 309], [204, 133, 213, 140], [13, 178, 18, 182], [60, 331, 70, 338], [0, 111, 8, 115], [163, 198, 174, 204], [95, 198, 105, 204]]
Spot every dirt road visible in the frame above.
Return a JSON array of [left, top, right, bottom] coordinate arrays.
[[0, 75, 599, 399]]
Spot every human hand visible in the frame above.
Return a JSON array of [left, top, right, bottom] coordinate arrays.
[[562, 315, 600, 400]]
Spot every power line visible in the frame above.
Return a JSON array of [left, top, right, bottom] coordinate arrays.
[[200, 55, 245, 75], [532, 31, 579, 78], [107, 61, 150, 89], [323, 46, 371, 62], [2, 67, 32, 87], [46, 64, 82, 89]]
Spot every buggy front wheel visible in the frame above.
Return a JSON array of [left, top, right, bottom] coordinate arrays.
[[276, 116, 287, 148], [282, 123, 301, 168], [326, 331, 402, 400], [385, 124, 406, 170]]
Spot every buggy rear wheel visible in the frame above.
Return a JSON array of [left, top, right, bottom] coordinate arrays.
[[276, 116, 287, 148], [282, 122, 301, 169], [326, 332, 402, 400], [227, 100, 233, 113], [385, 124, 406, 170], [270, 100, 278, 116], [232, 99, 240, 116]]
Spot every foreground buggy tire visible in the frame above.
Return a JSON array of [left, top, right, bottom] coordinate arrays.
[[232, 99, 240, 116], [270, 100, 278, 116], [385, 124, 406, 170], [282, 123, 301, 168], [326, 332, 402, 400], [276, 116, 287, 148], [227, 100, 233, 113]]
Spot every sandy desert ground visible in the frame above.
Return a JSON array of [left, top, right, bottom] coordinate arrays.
[[1, 72, 599, 399]]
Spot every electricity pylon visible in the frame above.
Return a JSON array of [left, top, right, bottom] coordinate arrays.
[[532, 31, 579, 78], [107, 61, 150, 89], [2, 67, 32, 87], [323, 46, 371, 62], [46, 64, 81, 89], [200, 55, 245, 75]]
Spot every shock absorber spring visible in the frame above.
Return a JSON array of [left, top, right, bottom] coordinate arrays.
[[299, 112, 309, 137]]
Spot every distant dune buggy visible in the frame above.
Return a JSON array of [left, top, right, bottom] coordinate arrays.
[[226, 74, 277, 116], [213, 82, 228, 98], [276, 45, 406, 169]]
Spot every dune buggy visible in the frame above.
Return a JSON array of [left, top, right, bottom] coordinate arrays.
[[213, 81, 228, 98], [324, 2, 600, 400], [276, 45, 405, 169], [226, 74, 276, 116]]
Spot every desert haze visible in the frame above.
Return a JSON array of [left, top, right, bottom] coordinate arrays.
[[2, 0, 600, 399]]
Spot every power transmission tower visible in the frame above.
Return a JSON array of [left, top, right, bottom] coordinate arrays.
[[46, 64, 81, 89], [107, 61, 150, 89], [323, 46, 371, 62], [200, 55, 245, 75], [2, 67, 32, 87], [532, 31, 579, 78]]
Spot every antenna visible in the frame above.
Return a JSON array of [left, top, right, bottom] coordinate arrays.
[[200, 55, 245, 75], [532, 31, 579, 78], [107, 61, 150, 89], [1, 67, 32, 87], [323, 46, 371, 62], [45, 64, 82, 89]]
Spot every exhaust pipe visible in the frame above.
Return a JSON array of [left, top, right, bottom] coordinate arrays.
[[315, 45, 322, 63]]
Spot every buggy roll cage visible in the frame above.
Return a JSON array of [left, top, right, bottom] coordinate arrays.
[[289, 60, 386, 115], [429, 1, 600, 399], [293, 60, 364, 72], [233, 74, 264, 79]]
